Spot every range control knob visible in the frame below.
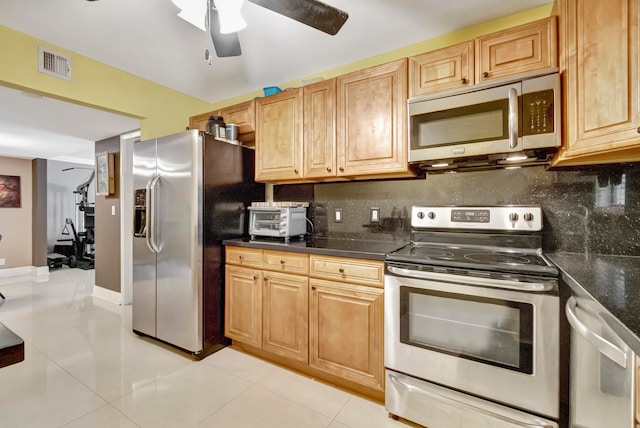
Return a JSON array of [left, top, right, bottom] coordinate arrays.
[[508, 212, 519, 222], [523, 212, 534, 222], [427, 211, 436, 220], [417, 211, 425, 219]]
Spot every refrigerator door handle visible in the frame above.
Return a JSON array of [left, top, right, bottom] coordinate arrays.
[[566, 296, 627, 368], [146, 175, 161, 254]]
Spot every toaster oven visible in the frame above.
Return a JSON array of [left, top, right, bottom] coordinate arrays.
[[248, 206, 307, 242]]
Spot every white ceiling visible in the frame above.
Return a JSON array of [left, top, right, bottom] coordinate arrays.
[[0, 0, 552, 164]]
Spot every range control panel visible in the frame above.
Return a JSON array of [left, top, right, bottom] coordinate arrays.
[[412, 206, 543, 231]]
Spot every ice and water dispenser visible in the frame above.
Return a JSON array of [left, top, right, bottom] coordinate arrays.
[[133, 189, 147, 237]]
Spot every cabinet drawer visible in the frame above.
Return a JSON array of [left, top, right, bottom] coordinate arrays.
[[309, 255, 384, 288], [226, 246, 263, 268], [263, 250, 309, 275]]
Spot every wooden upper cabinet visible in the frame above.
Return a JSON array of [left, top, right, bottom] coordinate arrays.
[[552, 0, 640, 166], [303, 79, 337, 179], [189, 110, 220, 132], [336, 58, 413, 178], [409, 41, 474, 97], [476, 16, 557, 82], [221, 100, 255, 134], [255, 89, 304, 181]]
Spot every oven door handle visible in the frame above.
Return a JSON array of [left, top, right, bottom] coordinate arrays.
[[388, 373, 555, 428], [565, 296, 627, 368], [386, 265, 554, 292]]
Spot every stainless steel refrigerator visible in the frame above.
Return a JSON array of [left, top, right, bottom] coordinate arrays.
[[132, 130, 264, 358]]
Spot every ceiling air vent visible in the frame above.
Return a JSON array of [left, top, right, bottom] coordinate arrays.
[[38, 46, 71, 80]]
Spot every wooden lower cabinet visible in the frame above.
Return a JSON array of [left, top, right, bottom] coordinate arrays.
[[308, 278, 384, 391], [224, 265, 263, 348], [262, 271, 309, 363], [224, 246, 384, 397]]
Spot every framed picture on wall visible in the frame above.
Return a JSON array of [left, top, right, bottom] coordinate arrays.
[[95, 151, 115, 196], [0, 175, 21, 208]]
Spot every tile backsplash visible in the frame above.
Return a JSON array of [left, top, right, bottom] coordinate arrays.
[[276, 163, 640, 256]]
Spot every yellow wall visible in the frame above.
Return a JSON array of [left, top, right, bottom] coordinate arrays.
[[0, 4, 552, 130], [0, 25, 213, 140], [0, 157, 32, 268]]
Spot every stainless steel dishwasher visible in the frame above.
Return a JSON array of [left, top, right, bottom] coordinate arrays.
[[566, 294, 636, 427]]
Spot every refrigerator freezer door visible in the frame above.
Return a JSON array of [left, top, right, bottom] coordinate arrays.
[[132, 139, 158, 337], [155, 131, 203, 352]]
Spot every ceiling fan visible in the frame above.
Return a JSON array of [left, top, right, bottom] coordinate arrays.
[[172, 0, 349, 58]]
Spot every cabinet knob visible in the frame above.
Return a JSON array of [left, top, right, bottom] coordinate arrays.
[[326, 166, 332, 172], [294, 169, 299, 174], [280, 259, 285, 264], [311, 286, 317, 291], [263, 276, 268, 281], [483, 72, 489, 78], [461, 78, 467, 84], [338, 268, 345, 274], [339, 166, 344, 172], [238, 255, 244, 260], [637, 127, 640, 133], [253, 275, 258, 280]]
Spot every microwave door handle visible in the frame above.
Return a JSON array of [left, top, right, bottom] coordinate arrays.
[[146, 175, 161, 254], [565, 296, 627, 368], [508, 87, 519, 149]]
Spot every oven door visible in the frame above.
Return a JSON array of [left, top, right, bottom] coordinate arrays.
[[384, 265, 559, 419]]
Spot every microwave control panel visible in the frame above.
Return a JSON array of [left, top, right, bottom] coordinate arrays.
[[522, 89, 554, 136]]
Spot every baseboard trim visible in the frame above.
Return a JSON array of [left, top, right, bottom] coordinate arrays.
[[92, 285, 122, 305], [0, 266, 50, 282]]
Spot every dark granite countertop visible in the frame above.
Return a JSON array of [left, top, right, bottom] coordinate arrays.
[[547, 252, 640, 355], [223, 237, 409, 261]]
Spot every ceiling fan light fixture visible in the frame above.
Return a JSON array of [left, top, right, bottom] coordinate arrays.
[[172, 0, 208, 31], [214, 0, 247, 34]]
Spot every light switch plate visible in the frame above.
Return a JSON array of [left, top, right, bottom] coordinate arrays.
[[334, 208, 343, 223], [370, 207, 380, 223]]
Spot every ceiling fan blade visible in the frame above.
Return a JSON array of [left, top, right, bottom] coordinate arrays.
[[208, 5, 242, 57], [248, 0, 348, 36]]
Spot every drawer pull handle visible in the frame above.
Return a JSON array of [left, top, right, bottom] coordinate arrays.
[[338, 268, 345, 274], [238, 255, 244, 260], [280, 259, 285, 264]]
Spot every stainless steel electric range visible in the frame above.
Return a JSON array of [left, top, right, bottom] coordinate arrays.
[[384, 206, 564, 428]]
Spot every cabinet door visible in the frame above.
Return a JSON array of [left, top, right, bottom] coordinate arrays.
[[476, 17, 557, 82], [221, 100, 255, 134], [309, 278, 384, 391], [224, 265, 262, 347], [336, 59, 412, 178], [553, 0, 640, 165], [409, 41, 474, 97], [303, 79, 337, 179], [255, 89, 303, 181], [262, 271, 309, 363]]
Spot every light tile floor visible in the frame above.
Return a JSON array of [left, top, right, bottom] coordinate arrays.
[[0, 268, 413, 428]]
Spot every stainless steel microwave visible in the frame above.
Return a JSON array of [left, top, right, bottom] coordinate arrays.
[[408, 69, 560, 172]]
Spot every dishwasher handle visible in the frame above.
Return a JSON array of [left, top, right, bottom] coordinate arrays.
[[565, 296, 627, 368]]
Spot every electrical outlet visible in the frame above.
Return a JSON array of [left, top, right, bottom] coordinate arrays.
[[370, 207, 380, 223], [0, 258, 5, 266], [334, 208, 343, 223]]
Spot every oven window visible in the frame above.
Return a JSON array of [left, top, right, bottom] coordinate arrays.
[[399, 287, 533, 374], [411, 99, 509, 149]]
